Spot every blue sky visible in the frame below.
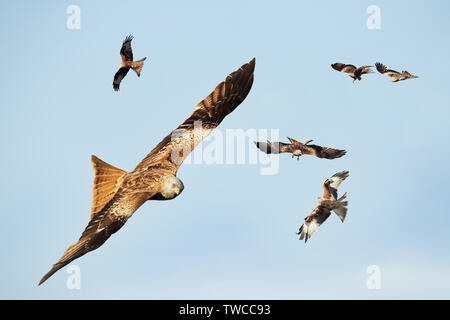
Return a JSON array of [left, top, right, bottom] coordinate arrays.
[[1, 0, 449, 299]]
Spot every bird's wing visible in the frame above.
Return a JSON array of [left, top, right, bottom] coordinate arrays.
[[340, 64, 357, 74], [38, 188, 153, 286], [331, 63, 355, 73], [254, 141, 293, 154], [286, 137, 302, 145], [375, 62, 388, 74], [255, 141, 277, 154], [120, 35, 134, 62], [133, 58, 255, 174], [376, 62, 401, 76], [81, 189, 152, 241], [386, 69, 401, 77], [331, 63, 345, 71], [113, 67, 130, 91], [355, 65, 373, 77], [298, 206, 331, 242], [299, 144, 346, 159], [323, 170, 349, 199]]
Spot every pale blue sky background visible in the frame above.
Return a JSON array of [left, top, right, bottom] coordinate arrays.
[[1, 0, 449, 299]]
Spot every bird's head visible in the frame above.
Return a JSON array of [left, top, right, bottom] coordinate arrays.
[[160, 175, 184, 199], [293, 149, 302, 156]]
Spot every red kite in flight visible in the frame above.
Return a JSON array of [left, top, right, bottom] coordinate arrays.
[[297, 171, 349, 242], [331, 63, 373, 83], [375, 62, 419, 82], [255, 137, 346, 160], [39, 58, 255, 285], [113, 35, 147, 91]]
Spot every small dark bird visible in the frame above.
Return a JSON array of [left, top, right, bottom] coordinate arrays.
[[331, 63, 373, 83], [39, 58, 255, 285], [113, 35, 147, 91], [254, 137, 346, 160], [375, 62, 419, 82], [297, 171, 349, 242]]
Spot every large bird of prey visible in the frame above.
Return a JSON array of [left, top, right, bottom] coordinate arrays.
[[375, 62, 419, 82], [254, 137, 346, 160], [297, 171, 349, 242], [39, 58, 255, 285], [331, 63, 373, 83], [113, 35, 147, 91]]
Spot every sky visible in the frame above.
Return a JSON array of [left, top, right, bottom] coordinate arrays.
[[1, 0, 449, 299]]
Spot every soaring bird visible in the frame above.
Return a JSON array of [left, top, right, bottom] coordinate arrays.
[[297, 171, 349, 242], [331, 63, 373, 83], [255, 137, 346, 160], [375, 62, 419, 82], [113, 35, 147, 91], [39, 58, 255, 285]]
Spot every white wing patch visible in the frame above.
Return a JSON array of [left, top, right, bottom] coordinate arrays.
[[169, 125, 213, 165], [328, 171, 349, 190]]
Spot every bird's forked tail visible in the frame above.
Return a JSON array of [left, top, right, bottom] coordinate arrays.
[[131, 57, 147, 77], [333, 192, 348, 222]]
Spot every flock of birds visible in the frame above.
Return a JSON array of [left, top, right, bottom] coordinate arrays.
[[38, 36, 418, 285], [254, 138, 349, 243], [331, 62, 419, 83], [111, 36, 419, 90]]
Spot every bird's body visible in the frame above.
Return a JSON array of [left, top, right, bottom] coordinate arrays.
[[255, 137, 346, 160], [113, 35, 147, 91], [297, 171, 349, 242], [39, 58, 256, 285], [331, 63, 373, 83], [375, 62, 418, 82]]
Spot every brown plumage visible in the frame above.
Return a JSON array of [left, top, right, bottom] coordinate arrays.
[[375, 62, 419, 82], [39, 58, 255, 285], [331, 63, 373, 83], [255, 137, 346, 160], [297, 171, 349, 242], [113, 35, 147, 91]]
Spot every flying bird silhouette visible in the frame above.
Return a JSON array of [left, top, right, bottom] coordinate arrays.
[[39, 58, 255, 285], [297, 171, 349, 242], [375, 62, 419, 82], [331, 63, 373, 83], [113, 35, 147, 91], [255, 137, 346, 160]]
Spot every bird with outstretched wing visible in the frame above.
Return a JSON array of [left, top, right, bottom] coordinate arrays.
[[375, 62, 419, 82], [113, 35, 147, 91], [331, 63, 373, 83], [255, 137, 346, 160], [39, 58, 255, 285], [297, 171, 349, 242]]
